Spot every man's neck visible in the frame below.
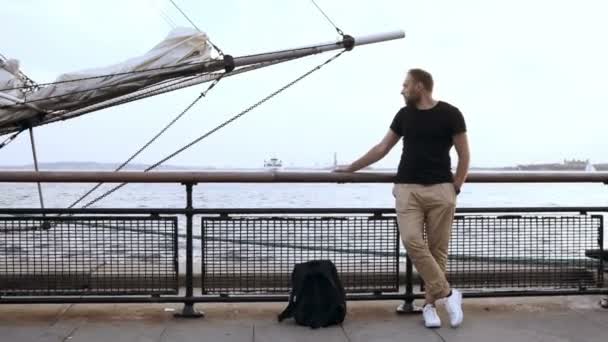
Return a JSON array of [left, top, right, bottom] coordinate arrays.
[[416, 97, 438, 110]]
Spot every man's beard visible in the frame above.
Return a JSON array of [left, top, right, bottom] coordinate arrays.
[[405, 96, 419, 108]]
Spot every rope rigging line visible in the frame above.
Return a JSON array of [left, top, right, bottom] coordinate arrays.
[[0, 60, 213, 93], [0, 34, 351, 100], [0, 56, 300, 137], [28, 127, 46, 217], [168, 0, 201, 32], [310, 0, 345, 36], [155, 3, 177, 29], [4, 3, 355, 208], [0, 54, 236, 111], [159, 11, 178, 29], [49, 74, 204, 116], [55, 74, 208, 119], [0, 76, 201, 136], [59, 55, 301, 111], [0, 129, 25, 150], [1, 52, 39, 91], [168, 0, 225, 57], [80, 49, 348, 208], [0, 72, 209, 110], [66, 75, 226, 210]]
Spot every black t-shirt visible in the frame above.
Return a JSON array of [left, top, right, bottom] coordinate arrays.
[[389, 101, 466, 184]]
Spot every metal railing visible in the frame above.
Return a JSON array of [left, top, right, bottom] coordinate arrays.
[[0, 170, 607, 183], [0, 171, 606, 316], [0, 216, 178, 296]]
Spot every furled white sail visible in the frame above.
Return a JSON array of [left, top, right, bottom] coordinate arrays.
[[0, 27, 213, 130], [0, 28, 404, 136]]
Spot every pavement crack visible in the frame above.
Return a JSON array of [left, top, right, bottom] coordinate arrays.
[[340, 324, 352, 342], [432, 329, 447, 342], [50, 303, 74, 327], [157, 325, 169, 342], [61, 325, 80, 342]]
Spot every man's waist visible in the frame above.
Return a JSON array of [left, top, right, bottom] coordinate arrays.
[[395, 169, 453, 184]]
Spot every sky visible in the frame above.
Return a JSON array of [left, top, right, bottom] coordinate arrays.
[[1, 0, 607, 169]]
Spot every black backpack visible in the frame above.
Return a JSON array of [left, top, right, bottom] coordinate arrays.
[[277, 260, 346, 329]]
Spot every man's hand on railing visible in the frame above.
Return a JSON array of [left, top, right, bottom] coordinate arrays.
[[332, 165, 354, 173]]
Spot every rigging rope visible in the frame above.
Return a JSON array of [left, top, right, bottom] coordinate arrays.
[[0, 1, 346, 95], [80, 49, 348, 208], [60, 57, 305, 210], [0, 60, 212, 93], [155, 3, 177, 29], [0, 56, 299, 137], [168, 0, 201, 32], [56, 56, 299, 115], [0, 40, 349, 106], [310, 0, 345, 36], [0, 1, 345, 97], [2, 3, 355, 211], [168, 0, 225, 57], [0, 129, 24, 149], [66, 75, 226, 209], [28, 127, 46, 217]]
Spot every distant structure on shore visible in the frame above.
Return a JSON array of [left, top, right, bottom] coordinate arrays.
[[1, 157, 605, 172], [514, 159, 600, 171], [264, 157, 283, 170]]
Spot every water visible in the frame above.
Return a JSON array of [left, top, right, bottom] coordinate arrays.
[[0, 182, 606, 259], [1, 182, 607, 209]]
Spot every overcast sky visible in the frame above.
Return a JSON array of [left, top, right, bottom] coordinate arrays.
[[1, 0, 606, 168]]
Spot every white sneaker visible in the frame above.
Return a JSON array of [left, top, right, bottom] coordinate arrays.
[[422, 304, 441, 328], [439, 289, 463, 327]]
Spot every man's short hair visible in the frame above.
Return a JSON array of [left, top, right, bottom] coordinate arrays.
[[408, 68, 434, 92]]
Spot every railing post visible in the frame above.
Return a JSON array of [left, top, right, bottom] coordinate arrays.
[[397, 255, 420, 314], [599, 218, 604, 287], [175, 182, 203, 318], [600, 215, 608, 309]]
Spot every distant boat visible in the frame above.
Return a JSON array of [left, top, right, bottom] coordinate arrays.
[[585, 161, 596, 172], [264, 157, 282, 170]]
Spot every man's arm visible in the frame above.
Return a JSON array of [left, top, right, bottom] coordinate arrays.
[[452, 132, 470, 193], [334, 130, 400, 172]]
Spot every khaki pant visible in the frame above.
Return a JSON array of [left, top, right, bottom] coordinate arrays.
[[393, 183, 457, 301]]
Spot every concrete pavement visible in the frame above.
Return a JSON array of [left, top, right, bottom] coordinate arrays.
[[0, 296, 606, 341]]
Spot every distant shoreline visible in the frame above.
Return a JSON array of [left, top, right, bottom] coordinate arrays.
[[0, 161, 605, 172]]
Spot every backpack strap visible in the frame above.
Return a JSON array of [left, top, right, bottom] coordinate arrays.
[[277, 292, 296, 322], [278, 263, 306, 322]]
